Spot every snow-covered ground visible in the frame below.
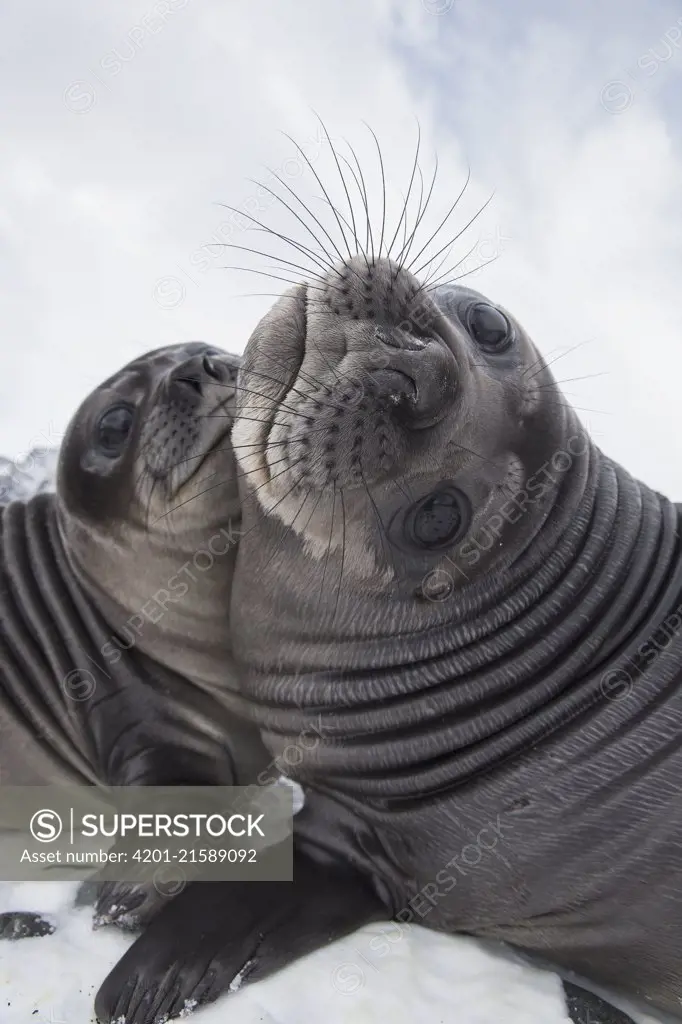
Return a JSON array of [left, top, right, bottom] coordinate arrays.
[[0, 878, 571, 1024], [0, 877, 670, 1024]]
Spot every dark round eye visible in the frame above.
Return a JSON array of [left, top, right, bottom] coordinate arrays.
[[403, 488, 470, 550], [96, 405, 134, 457], [467, 303, 513, 353]]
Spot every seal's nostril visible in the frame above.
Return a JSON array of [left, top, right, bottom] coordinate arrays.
[[179, 375, 202, 395], [202, 354, 223, 381], [375, 326, 427, 352]]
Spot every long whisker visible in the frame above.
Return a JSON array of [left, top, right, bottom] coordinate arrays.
[[397, 153, 440, 268], [314, 113, 363, 262], [531, 372, 609, 389], [523, 339, 595, 380], [339, 145, 374, 263], [411, 191, 496, 280], [176, 376, 308, 422], [210, 241, 325, 280], [331, 486, 347, 626], [260, 487, 313, 573], [426, 252, 503, 291], [404, 167, 471, 273], [363, 121, 387, 259], [318, 481, 337, 605], [386, 121, 421, 261], [214, 202, 334, 276], [279, 130, 353, 261], [248, 170, 347, 268]]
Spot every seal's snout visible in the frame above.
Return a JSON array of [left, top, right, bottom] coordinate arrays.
[[169, 350, 229, 400], [371, 332, 457, 430], [310, 255, 458, 431]]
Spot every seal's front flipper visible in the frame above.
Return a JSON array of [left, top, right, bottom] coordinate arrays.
[[94, 843, 386, 1024], [563, 981, 638, 1024], [0, 910, 55, 939]]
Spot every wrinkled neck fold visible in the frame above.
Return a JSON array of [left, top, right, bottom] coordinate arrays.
[[240, 442, 682, 802]]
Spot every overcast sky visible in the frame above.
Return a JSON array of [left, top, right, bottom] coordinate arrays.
[[2, 0, 682, 494]]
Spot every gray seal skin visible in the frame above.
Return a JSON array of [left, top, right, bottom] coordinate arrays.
[[0, 341, 270, 934], [94, 261, 681, 1024]]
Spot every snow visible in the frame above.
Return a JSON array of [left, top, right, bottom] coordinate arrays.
[[0, 878, 574, 1024]]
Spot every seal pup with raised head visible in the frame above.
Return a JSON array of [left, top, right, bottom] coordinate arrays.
[[95, 253, 682, 1024], [0, 341, 270, 935]]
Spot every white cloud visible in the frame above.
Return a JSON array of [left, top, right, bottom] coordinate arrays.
[[3, 0, 682, 495]]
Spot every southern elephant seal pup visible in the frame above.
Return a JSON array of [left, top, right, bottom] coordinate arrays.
[[0, 341, 270, 935], [94, 260, 679, 1024]]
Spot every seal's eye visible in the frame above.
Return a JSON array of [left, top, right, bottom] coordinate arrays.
[[467, 303, 513, 353], [96, 405, 134, 457], [403, 488, 470, 550]]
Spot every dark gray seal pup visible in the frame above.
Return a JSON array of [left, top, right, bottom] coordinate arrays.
[[0, 341, 270, 934], [94, 262, 678, 1024]]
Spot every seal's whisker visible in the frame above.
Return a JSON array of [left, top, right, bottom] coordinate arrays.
[[254, 347, 366, 407], [310, 196, 363, 265], [399, 178, 414, 261], [249, 169, 349, 271], [331, 486, 347, 626], [227, 291, 306, 300], [217, 263, 349, 302], [315, 112, 364, 263], [426, 253, 503, 291], [237, 451, 295, 478], [451, 441, 502, 472], [403, 167, 471, 274], [531, 372, 609, 390], [339, 145, 374, 264], [319, 480, 337, 606], [289, 482, 325, 542], [214, 202, 335, 276], [155, 451, 308, 524], [410, 246, 494, 308], [203, 412, 293, 428], [410, 191, 495, 280], [242, 366, 349, 416], [253, 452, 308, 494], [363, 121, 388, 259], [359, 464, 392, 568], [418, 238, 480, 294], [537, 400, 611, 416], [334, 156, 372, 272], [261, 487, 314, 573], [421, 238, 456, 288], [386, 122, 422, 262], [523, 339, 594, 380], [133, 432, 168, 497], [236, 461, 312, 543], [397, 154, 440, 268], [392, 475, 417, 507], [251, 226, 337, 272], [216, 264, 323, 290], [176, 377, 307, 423], [256, 348, 338, 398], [210, 242, 327, 281], [145, 473, 158, 529], [280, 130, 353, 263], [230, 427, 330, 451], [522, 349, 554, 380]]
